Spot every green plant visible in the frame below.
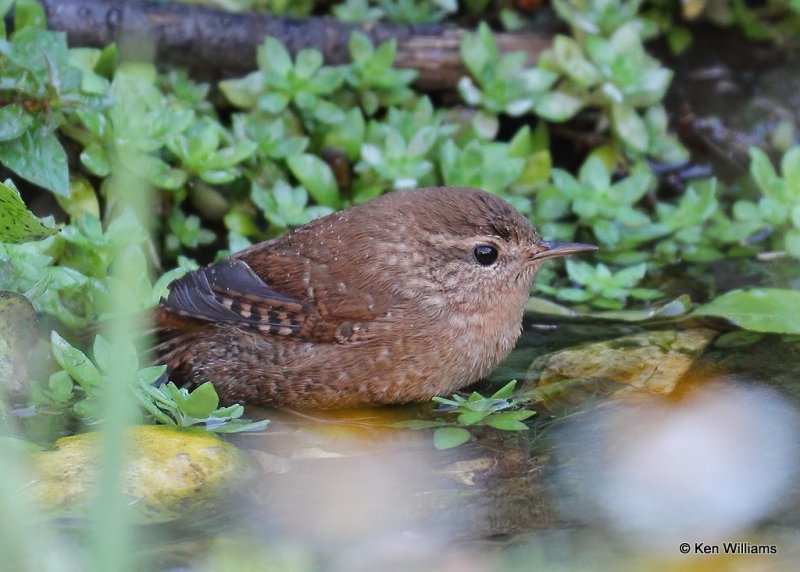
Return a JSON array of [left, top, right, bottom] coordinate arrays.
[[41, 331, 267, 433], [392, 381, 536, 449], [537, 156, 656, 249], [439, 139, 524, 198], [355, 98, 455, 196], [651, 178, 726, 264], [0, 10, 103, 195], [458, 23, 560, 120], [165, 116, 256, 185], [538, 259, 660, 310], [165, 208, 216, 255], [232, 112, 308, 161], [0, 205, 150, 329], [134, 381, 269, 433], [732, 147, 800, 258], [537, 0, 687, 162], [333, 0, 385, 22], [378, 0, 457, 24], [219, 36, 346, 125], [65, 63, 195, 191], [251, 179, 334, 232], [344, 32, 417, 115], [1, 177, 262, 436]]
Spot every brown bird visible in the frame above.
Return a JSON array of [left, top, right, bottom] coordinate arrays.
[[155, 187, 595, 408]]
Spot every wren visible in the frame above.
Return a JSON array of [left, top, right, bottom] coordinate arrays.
[[155, 187, 595, 408]]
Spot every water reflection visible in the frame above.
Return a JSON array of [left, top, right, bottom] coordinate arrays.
[[225, 407, 498, 571]]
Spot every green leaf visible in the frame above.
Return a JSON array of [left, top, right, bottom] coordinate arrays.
[[780, 146, 800, 192], [371, 38, 396, 71], [407, 126, 437, 157], [51, 330, 103, 388], [211, 404, 244, 419], [295, 49, 323, 80], [0, 130, 69, 196], [694, 288, 800, 334], [525, 296, 581, 317], [134, 388, 178, 426], [259, 36, 293, 77], [74, 396, 100, 418], [94, 43, 118, 78], [526, 295, 692, 322], [432, 396, 460, 408], [258, 92, 290, 114], [457, 411, 489, 425], [613, 263, 647, 287], [349, 31, 374, 64], [138, 365, 167, 386], [80, 142, 111, 178], [56, 176, 100, 219], [92, 335, 112, 372], [458, 77, 482, 106], [749, 148, 778, 195], [433, 427, 472, 450], [484, 410, 535, 431], [461, 22, 497, 78], [324, 107, 365, 160], [207, 419, 270, 434], [166, 382, 189, 410], [578, 155, 610, 190], [47, 370, 74, 402], [287, 154, 341, 208], [0, 105, 33, 141], [0, 179, 60, 242], [182, 381, 220, 419], [535, 91, 583, 122], [611, 105, 648, 153], [219, 72, 264, 109], [784, 228, 800, 259], [490, 380, 517, 399], [14, 0, 46, 30]]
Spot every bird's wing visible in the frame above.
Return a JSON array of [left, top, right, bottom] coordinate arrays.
[[160, 258, 308, 337]]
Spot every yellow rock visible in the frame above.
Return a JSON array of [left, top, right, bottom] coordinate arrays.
[[525, 328, 718, 405], [29, 425, 248, 523]]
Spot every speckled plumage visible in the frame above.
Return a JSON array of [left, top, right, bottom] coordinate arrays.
[[155, 187, 594, 408]]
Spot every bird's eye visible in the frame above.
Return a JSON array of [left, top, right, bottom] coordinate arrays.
[[473, 244, 499, 266]]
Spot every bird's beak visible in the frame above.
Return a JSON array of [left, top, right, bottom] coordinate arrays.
[[530, 240, 598, 261]]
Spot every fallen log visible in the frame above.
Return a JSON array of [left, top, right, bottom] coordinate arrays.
[[41, 0, 553, 91]]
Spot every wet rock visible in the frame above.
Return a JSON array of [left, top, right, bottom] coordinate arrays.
[[29, 425, 248, 523], [522, 328, 718, 406], [0, 292, 37, 401]]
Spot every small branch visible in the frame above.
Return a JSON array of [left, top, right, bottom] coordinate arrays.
[[40, 0, 553, 91]]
